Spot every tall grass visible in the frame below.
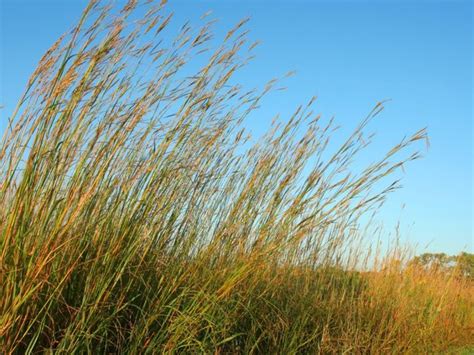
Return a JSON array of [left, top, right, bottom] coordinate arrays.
[[1, 0, 472, 353]]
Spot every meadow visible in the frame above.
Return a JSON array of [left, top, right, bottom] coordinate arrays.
[[1, 0, 473, 353]]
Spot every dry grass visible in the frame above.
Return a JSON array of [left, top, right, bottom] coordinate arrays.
[[1, 0, 472, 353]]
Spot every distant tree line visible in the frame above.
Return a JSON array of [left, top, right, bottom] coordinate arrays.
[[410, 252, 474, 280]]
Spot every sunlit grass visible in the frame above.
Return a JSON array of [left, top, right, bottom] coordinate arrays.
[[1, 0, 472, 353]]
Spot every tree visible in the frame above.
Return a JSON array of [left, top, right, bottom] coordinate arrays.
[[456, 252, 474, 280], [410, 252, 474, 279]]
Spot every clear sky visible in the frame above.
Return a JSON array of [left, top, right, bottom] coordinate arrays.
[[1, 0, 472, 255]]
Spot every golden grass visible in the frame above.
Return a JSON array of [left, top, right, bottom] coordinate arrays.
[[0, 0, 472, 353]]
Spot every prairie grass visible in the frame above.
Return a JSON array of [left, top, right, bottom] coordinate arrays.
[[1, 0, 473, 353]]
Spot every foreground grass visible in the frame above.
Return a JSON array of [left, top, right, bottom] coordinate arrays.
[[1, 0, 473, 353]]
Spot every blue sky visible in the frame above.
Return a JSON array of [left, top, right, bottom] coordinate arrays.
[[1, 0, 472, 254]]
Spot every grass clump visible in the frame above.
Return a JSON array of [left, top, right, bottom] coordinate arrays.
[[1, 0, 472, 353]]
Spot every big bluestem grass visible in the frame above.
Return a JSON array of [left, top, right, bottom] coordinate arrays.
[[1, 0, 472, 353]]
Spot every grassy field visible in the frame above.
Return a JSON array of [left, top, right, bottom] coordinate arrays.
[[1, 0, 473, 353]]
